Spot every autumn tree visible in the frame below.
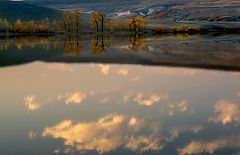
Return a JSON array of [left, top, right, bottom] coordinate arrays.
[[52, 20, 63, 32], [127, 15, 147, 32], [90, 11, 107, 33], [72, 9, 82, 33], [90, 12, 100, 32], [63, 12, 71, 32], [97, 11, 106, 33], [3, 19, 11, 31], [24, 20, 36, 32], [106, 19, 114, 32], [14, 18, 24, 32]]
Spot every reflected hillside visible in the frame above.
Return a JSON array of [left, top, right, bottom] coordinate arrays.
[[0, 34, 240, 71]]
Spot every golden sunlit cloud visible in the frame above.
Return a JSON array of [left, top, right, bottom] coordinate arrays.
[[167, 126, 203, 142], [122, 92, 134, 103], [238, 92, 240, 97], [42, 114, 163, 154], [98, 64, 110, 75], [178, 100, 188, 112], [100, 97, 110, 103], [132, 76, 140, 82], [178, 135, 240, 155], [209, 100, 240, 125], [28, 130, 37, 139], [24, 95, 41, 110], [168, 110, 174, 116], [58, 92, 88, 104], [117, 69, 128, 76], [134, 93, 168, 106]]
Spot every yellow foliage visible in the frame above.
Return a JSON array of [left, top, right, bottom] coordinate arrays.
[[62, 12, 71, 32], [181, 25, 189, 32], [72, 9, 82, 32], [171, 26, 177, 32], [127, 15, 147, 32], [24, 20, 36, 32], [4, 19, 10, 29], [194, 26, 201, 31], [15, 18, 24, 32], [154, 25, 165, 32], [128, 35, 148, 50]]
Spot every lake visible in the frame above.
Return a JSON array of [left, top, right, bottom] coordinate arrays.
[[0, 34, 240, 155]]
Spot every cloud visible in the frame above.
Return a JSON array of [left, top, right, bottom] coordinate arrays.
[[122, 92, 134, 103], [167, 126, 203, 142], [58, 92, 88, 104], [132, 76, 140, 82], [178, 100, 188, 112], [134, 93, 168, 106], [178, 135, 240, 155], [98, 64, 110, 75], [42, 114, 163, 154], [24, 95, 41, 110], [209, 100, 240, 125], [100, 97, 110, 103], [238, 92, 240, 97], [117, 69, 128, 76], [28, 130, 37, 139]]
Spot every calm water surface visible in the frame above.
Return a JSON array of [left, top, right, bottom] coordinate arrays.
[[0, 35, 240, 155]]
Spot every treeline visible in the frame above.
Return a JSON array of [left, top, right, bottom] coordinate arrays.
[[0, 10, 148, 35]]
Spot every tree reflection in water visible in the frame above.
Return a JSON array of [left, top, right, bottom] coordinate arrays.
[[0, 33, 201, 56], [91, 34, 112, 56], [63, 36, 82, 58]]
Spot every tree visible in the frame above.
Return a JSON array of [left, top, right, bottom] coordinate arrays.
[[90, 12, 100, 32], [90, 11, 107, 33], [106, 19, 113, 32], [15, 18, 24, 32], [97, 11, 106, 33], [127, 15, 147, 32], [72, 9, 82, 33], [24, 20, 36, 32], [3, 19, 11, 31], [52, 20, 63, 32], [62, 12, 71, 32]]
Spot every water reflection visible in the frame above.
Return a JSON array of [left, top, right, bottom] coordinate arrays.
[[0, 62, 240, 154], [0, 34, 240, 72]]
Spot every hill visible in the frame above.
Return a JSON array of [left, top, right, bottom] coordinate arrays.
[[24, 0, 240, 22], [147, 0, 240, 22], [0, 0, 63, 23]]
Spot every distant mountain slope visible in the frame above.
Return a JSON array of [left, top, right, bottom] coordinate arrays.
[[147, 0, 240, 22], [0, 0, 63, 23], [24, 0, 240, 22]]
